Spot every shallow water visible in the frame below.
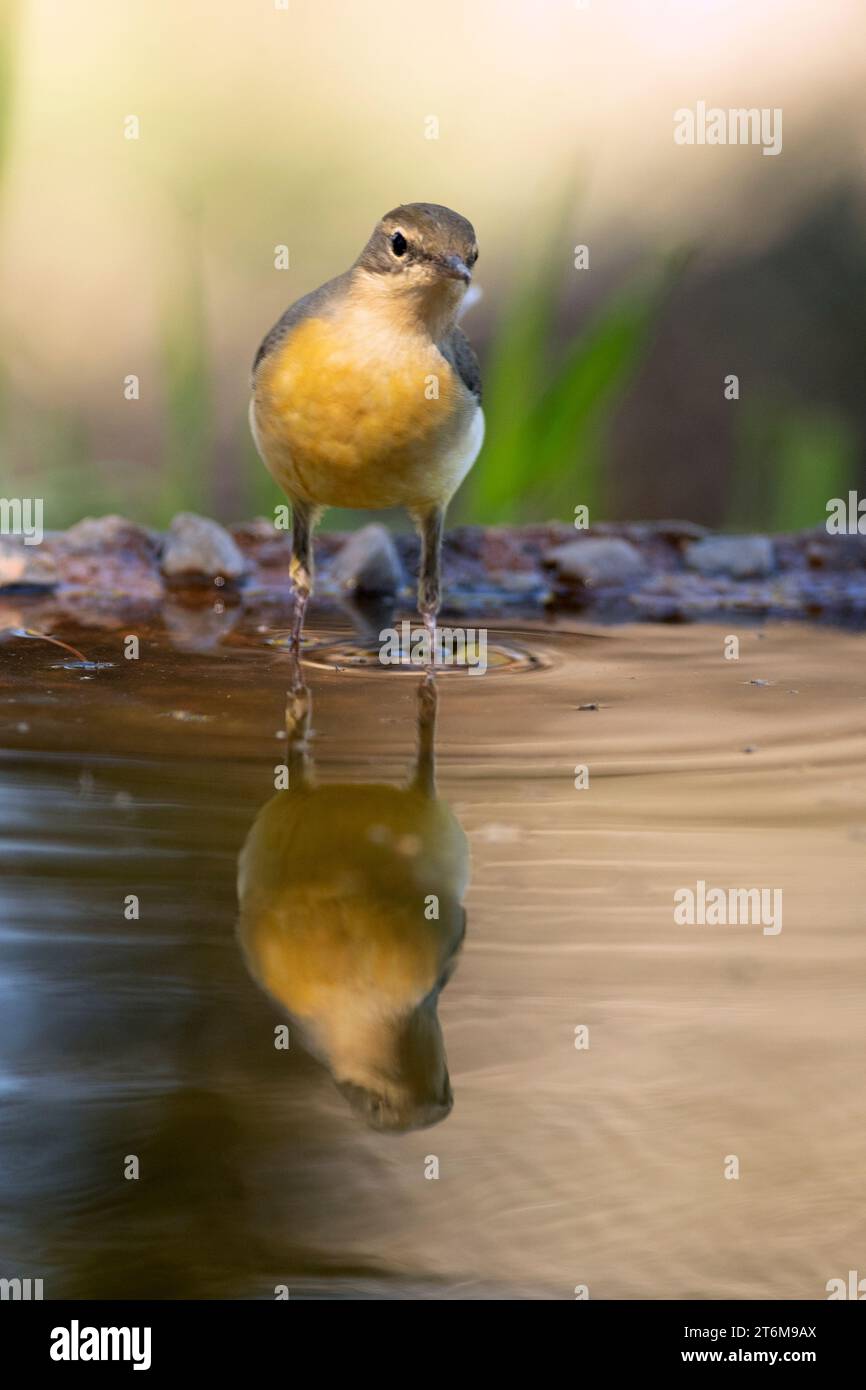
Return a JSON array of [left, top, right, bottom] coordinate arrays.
[[1, 615, 864, 1299]]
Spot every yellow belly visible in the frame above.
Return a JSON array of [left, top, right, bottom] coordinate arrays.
[[251, 314, 478, 509], [238, 783, 469, 1019]]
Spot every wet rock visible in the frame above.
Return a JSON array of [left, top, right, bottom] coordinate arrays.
[[805, 539, 830, 569], [685, 534, 774, 579], [161, 512, 247, 583], [402, 523, 569, 596], [8, 512, 866, 627], [651, 519, 711, 543], [0, 537, 59, 590], [495, 570, 546, 595], [477, 527, 542, 582], [629, 590, 687, 622], [61, 514, 157, 555], [231, 516, 281, 546], [546, 537, 645, 587], [230, 517, 293, 573], [50, 514, 164, 600], [331, 523, 403, 595]]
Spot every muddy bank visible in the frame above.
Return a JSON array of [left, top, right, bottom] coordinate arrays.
[[2, 512, 866, 633]]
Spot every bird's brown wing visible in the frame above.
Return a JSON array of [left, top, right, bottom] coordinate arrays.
[[251, 271, 352, 381], [442, 326, 482, 405]]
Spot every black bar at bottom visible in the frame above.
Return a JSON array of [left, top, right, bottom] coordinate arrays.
[[0, 1298, 859, 1373]]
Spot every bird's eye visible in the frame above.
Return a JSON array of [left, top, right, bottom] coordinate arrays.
[[468, 247, 479, 266], [390, 231, 408, 256]]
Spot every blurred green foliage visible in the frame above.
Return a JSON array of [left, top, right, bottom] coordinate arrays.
[[0, 170, 854, 538], [729, 401, 855, 532], [458, 247, 678, 524], [0, 4, 862, 540], [160, 225, 213, 518]]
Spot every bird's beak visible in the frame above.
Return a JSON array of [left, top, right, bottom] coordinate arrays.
[[441, 254, 472, 284]]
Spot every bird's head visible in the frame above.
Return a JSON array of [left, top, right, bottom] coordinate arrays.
[[354, 202, 478, 329], [334, 991, 455, 1134]]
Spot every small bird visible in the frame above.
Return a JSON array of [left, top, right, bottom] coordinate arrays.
[[249, 202, 483, 649], [238, 675, 468, 1133]]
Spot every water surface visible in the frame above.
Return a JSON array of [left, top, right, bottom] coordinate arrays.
[[1, 617, 864, 1298]]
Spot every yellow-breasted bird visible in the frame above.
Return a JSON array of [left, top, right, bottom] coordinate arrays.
[[237, 676, 468, 1133], [249, 202, 483, 648]]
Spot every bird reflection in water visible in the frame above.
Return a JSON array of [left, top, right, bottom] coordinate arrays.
[[237, 674, 468, 1133]]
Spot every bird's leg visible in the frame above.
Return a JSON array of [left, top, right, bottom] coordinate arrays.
[[413, 505, 445, 662], [288, 500, 321, 651], [284, 679, 313, 790], [411, 671, 438, 798]]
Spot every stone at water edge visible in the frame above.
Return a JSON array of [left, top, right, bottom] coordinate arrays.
[[331, 523, 404, 596], [60, 514, 157, 556], [161, 512, 247, 582], [0, 537, 59, 590], [545, 537, 646, 587], [684, 535, 775, 580]]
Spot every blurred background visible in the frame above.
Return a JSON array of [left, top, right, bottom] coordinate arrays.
[[1, 0, 865, 533]]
